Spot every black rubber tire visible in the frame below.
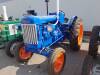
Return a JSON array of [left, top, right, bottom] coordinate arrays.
[[81, 55, 95, 75], [48, 47, 66, 75], [5, 40, 19, 57], [15, 42, 32, 63], [70, 18, 83, 51], [88, 26, 100, 58], [70, 36, 80, 51]]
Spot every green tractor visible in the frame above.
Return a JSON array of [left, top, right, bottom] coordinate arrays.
[[0, 20, 23, 57], [0, 6, 37, 58], [0, 6, 23, 57]]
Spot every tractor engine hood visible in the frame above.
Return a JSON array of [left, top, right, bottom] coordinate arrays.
[[21, 15, 57, 24]]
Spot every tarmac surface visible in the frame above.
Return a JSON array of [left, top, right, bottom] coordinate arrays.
[[0, 43, 99, 75]]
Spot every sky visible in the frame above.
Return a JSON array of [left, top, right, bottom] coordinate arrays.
[[0, 0, 100, 31], [0, 0, 12, 3]]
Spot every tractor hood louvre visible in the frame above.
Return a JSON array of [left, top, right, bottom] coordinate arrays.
[[22, 24, 38, 45]]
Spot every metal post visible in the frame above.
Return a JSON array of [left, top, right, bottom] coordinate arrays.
[[45, 0, 49, 15]]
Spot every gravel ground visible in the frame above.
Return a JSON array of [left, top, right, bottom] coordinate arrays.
[[0, 43, 99, 75]]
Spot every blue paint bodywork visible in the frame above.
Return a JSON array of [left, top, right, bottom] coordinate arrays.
[[21, 11, 78, 57]]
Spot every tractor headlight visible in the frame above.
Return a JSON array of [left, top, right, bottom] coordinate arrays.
[[47, 25, 53, 32]]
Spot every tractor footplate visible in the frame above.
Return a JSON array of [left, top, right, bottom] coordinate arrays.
[[27, 53, 47, 65]]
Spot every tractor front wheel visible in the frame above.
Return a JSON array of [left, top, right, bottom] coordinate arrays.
[[15, 43, 32, 62], [5, 40, 19, 57], [48, 47, 66, 75]]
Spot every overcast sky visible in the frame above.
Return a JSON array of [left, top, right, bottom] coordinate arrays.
[[0, 0, 100, 31], [0, 0, 12, 3]]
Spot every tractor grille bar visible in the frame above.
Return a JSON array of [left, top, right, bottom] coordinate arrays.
[[22, 24, 38, 44]]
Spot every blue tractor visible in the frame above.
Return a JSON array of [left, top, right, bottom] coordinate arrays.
[[14, 0, 84, 75]]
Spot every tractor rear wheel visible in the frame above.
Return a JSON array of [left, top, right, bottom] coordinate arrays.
[[15, 43, 32, 62], [88, 26, 100, 58], [48, 47, 66, 75], [5, 40, 19, 57], [81, 55, 94, 75], [70, 18, 83, 51]]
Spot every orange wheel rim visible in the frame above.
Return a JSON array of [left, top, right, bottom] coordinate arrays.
[[19, 47, 32, 60], [54, 52, 64, 73], [77, 23, 83, 46]]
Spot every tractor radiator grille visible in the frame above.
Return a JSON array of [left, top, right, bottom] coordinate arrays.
[[22, 24, 38, 44]]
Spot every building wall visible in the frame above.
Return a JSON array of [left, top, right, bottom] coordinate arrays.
[[0, 0, 100, 31]]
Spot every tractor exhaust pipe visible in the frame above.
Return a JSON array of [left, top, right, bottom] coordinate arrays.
[[54, 0, 59, 25], [2, 6, 8, 21], [57, 0, 59, 19]]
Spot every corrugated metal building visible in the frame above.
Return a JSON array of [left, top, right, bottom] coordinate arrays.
[[0, 0, 100, 31]]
